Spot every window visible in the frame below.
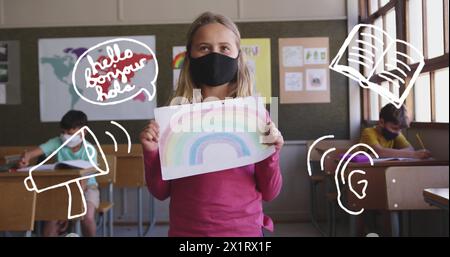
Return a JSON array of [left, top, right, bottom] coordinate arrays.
[[359, 0, 449, 126]]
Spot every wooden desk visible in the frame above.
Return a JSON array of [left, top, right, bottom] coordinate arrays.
[[323, 156, 449, 236], [0, 168, 95, 221], [423, 188, 449, 211], [325, 157, 449, 174], [342, 160, 448, 211], [0, 174, 36, 232]]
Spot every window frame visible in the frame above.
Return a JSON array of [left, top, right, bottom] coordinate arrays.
[[359, 0, 449, 129]]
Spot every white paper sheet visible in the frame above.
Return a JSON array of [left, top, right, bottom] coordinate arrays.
[[154, 97, 276, 180]]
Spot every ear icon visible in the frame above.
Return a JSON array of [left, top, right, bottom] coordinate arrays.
[[348, 169, 368, 199], [334, 143, 378, 215]]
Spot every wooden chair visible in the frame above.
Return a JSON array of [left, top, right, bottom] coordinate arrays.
[[100, 144, 152, 237], [0, 176, 36, 236], [307, 139, 355, 236], [96, 155, 117, 237], [385, 165, 449, 236]]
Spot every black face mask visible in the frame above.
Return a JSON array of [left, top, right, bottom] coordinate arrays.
[[381, 127, 399, 141], [190, 52, 238, 87]]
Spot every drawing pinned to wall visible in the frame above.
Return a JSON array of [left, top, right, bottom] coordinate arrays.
[[0, 63, 7, 83], [154, 96, 275, 180], [329, 24, 425, 108], [0, 42, 8, 83], [0, 42, 7, 62], [246, 59, 256, 80], [282, 46, 303, 67], [0, 84, 6, 104], [304, 48, 327, 64], [279, 37, 330, 104], [306, 69, 327, 91], [172, 46, 186, 90], [241, 39, 272, 102], [39, 35, 157, 121], [0, 41, 21, 105], [284, 72, 303, 91]]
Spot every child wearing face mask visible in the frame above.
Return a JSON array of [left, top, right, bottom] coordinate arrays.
[[18, 110, 99, 237], [359, 103, 431, 159], [140, 12, 284, 237], [356, 103, 432, 236]]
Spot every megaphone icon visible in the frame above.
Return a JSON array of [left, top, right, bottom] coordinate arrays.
[[23, 126, 109, 219]]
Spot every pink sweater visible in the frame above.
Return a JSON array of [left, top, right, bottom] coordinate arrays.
[[143, 149, 282, 237]]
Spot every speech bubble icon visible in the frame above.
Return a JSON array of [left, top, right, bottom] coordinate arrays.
[[71, 38, 158, 106]]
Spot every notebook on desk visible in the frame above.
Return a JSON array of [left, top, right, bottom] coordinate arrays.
[[338, 154, 423, 163], [17, 160, 94, 172], [372, 157, 420, 162]]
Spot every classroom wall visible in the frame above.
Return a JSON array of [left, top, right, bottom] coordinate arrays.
[[0, 0, 350, 226], [0, 0, 347, 28], [406, 127, 449, 161], [0, 20, 349, 141], [1, 1, 447, 236]]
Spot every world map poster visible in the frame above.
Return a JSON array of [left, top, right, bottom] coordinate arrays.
[[38, 35, 157, 121]]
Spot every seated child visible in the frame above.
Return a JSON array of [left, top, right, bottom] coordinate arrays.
[[18, 110, 99, 237], [356, 103, 431, 236], [360, 103, 431, 159]]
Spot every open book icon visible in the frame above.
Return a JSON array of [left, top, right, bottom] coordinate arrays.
[[330, 24, 425, 108]]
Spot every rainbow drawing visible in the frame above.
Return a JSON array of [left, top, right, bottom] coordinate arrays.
[[172, 51, 186, 69], [155, 97, 276, 180], [189, 133, 251, 165]]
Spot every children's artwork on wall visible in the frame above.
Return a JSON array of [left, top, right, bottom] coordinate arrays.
[[0, 41, 21, 104], [0, 42, 8, 83], [282, 46, 303, 67], [306, 69, 327, 91], [0, 84, 6, 104], [0, 63, 7, 83], [0, 42, 7, 62], [38, 35, 157, 121], [304, 48, 327, 65], [279, 37, 330, 104], [0, 42, 9, 101], [285, 72, 303, 91], [172, 46, 186, 90], [154, 96, 276, 180], [241, 39, 272, 102]]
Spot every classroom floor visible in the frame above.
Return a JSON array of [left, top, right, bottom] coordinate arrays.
[[111, 222, 333, 237], [2, 221, 335, 237]]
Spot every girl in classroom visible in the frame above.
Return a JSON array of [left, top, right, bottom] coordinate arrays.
[[140, 11, 284, 237]]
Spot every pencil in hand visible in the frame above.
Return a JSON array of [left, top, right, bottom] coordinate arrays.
[[415, 133, 426, 149]]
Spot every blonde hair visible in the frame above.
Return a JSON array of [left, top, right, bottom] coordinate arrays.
[[170, 12, 253, 105]]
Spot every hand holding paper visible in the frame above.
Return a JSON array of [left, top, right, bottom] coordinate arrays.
[[140, 119, 160, 152], [261, 121, 284, 150], [154, 97, 276, 180]]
